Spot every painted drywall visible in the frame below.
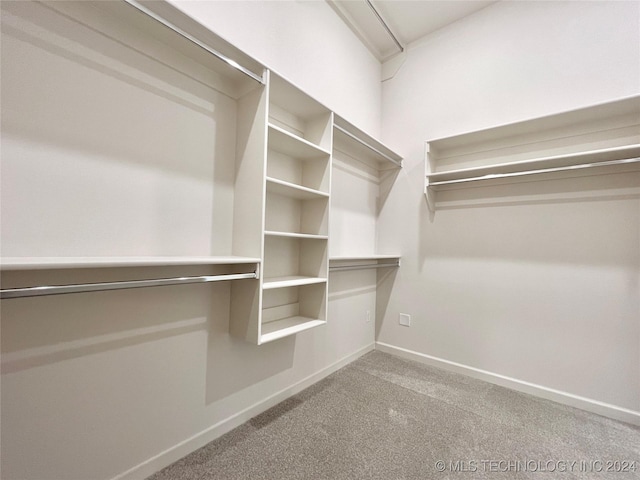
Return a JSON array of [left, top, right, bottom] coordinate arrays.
[[168, 0, 382, 138], [379, 1, 640, 414], [0, 1, 380, 479]]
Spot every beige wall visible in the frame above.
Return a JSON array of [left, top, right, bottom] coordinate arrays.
[[378, 0, 640, 417]]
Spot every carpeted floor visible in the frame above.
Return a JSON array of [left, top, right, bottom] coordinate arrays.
[[148, 351, 640, 479]]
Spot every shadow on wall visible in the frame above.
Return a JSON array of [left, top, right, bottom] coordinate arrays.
[[0, 266, 224, 374], [1, 265, 296, 404], [205, 303, 295, 405], [375, 267, 398, 341], [418, 172, 640, 271], [1, 2, 229, 180], [379, 166, 400, 212]]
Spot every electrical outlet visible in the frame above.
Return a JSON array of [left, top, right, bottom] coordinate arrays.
[[366, 310, 371, 323], [399, 313, 411, 327]]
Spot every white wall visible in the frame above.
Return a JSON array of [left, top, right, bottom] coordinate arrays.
[[168, 0, 382, 137], [378, 0, 640, 419]]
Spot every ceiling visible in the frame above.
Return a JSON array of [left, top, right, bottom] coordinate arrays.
[[327, 0, 498, 61]]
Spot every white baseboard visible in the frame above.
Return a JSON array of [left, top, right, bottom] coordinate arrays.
[[375, 342, 640, 426], [112, 343, 375, 480]]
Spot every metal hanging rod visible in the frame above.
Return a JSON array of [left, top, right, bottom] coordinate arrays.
[[334, 125, 402, 167], [122, 0, 264, 85], [365, 0, 404, 53], [0, 272, 257, 299], [429, 157, 640, 187], [329, 262, 400, 272]]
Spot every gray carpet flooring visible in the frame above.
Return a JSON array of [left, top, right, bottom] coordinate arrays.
[[148, 351, 640, 479]]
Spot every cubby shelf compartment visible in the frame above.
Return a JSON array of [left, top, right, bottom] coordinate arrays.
[[268, 72, 332, 152], [424, 95, 640, 212], [263, 236, 327, 280], [266, 177, 329, 200], [268, 124, 331, 159], [259, 281, 327, 344]]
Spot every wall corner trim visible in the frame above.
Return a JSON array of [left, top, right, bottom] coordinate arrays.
[[375, 342, 640, 427], [112, 343, 375, 480]]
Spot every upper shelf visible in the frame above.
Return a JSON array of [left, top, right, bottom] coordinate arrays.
[[333, 115, 402, 169], [427, 144, 640, 190], [0, 256, 261, 271], [425, 95, 640, 210]]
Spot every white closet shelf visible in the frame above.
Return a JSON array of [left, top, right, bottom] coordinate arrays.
[[262, 276, 327, 290], [329, 256, 400, 273], [424, 95, 640, 212], [268, 124, 331, 159], [260, 317, 326, 344], [330, 255, 401, 261], [333, 115, 402, 169], [265, 231, 328, 240], [0, 256, 261, 271], [427, 144, 640, 190], [266, 177, 329, 200]]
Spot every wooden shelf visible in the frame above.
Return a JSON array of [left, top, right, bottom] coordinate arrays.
[[0, 256, 261, 271], [268, 124, 331, 159], [266, 177, 329, 200], [260, 317, 326, 344], [262, 276, 327, 290], [265, 231, 328, 240]]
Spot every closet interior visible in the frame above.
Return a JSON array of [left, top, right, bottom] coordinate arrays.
[[0, 0, 403, 345]]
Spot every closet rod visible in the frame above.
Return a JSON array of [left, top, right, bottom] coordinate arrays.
[[122, 0, 264, 85], [429, 157, 640, 187], [334, 125, 402, 167], [330, 262, 400, 272], [365, 0, 404, 53], [0, 272, 258, 299]]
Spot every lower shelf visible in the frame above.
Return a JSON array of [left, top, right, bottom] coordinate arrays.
[[260, 281, 327, 344], [260, 317, 326, 344]]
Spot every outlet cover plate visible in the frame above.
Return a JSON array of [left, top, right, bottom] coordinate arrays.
[[399, 313, 411, 327]]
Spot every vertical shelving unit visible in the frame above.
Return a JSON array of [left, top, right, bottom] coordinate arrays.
[[255, 72, 333, 344]]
